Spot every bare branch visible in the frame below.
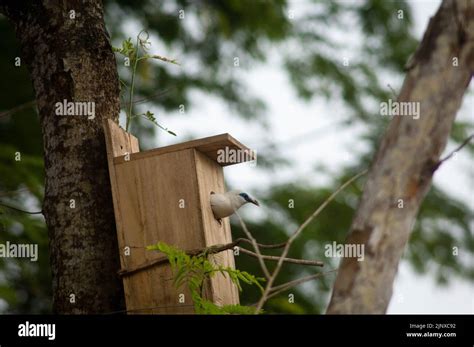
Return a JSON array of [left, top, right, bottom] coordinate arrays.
[[119, 88, 172, 107], [236, 212, 271, 280], [238, 247, 323, 267], [255, 169, 368, 313], [0, 100, 36, 118], [0, 187, 31, 197], [0, 202, 43, 215], [387, 83, 398, 99], [265, 270, 338, 301], [434, 134, 474, 169], [118, 254, 169, 277], [246, 239, 287, 249]]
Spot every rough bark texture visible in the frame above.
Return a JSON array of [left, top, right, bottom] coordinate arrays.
[[327, 0, 473, 314], [1, 1, 124, 313]]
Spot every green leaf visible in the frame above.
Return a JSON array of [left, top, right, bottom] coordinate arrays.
[[146, 241, 264, 314]]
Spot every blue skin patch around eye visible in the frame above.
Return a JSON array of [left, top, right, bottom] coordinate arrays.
[[239, 193, 250, 201]]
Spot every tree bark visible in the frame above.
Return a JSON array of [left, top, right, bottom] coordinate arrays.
[[327, 0, 473, 314], [1, 1, 124, 313]]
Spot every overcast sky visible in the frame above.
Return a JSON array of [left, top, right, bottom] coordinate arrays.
[[134, 0, 473, 314]]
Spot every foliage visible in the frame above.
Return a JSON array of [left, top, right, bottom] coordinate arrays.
[[147, 242, 264, 314], [112, 30, 178, 135]]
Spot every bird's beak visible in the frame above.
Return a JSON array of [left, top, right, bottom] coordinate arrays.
[[251, 199, 260, 206]]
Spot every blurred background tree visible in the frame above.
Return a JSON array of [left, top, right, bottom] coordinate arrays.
[[0, 0, 472, 313]]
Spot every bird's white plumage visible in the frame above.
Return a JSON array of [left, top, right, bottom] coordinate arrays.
[[210, 190, 256, 220]]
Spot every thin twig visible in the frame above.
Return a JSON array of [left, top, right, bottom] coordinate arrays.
[[0, 100, 36, 118], [387, 83, 398, 99], [236, 212, 271, 280], [238, 247, 323, 266], [0, 202, 43, 215], [120, 88, 172, 107], [0, 187, 30, 197], [240, 238, 287, 249], [255, 169, 368, 313], [434, 134, 474, 169], [265, 270, 338, 301], [118, 254, 169, 277]]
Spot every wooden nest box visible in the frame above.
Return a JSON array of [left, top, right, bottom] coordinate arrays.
[[103, 119, 255, 313]]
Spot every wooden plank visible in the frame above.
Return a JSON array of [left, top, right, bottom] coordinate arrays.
[[112, 160, 154, 313], [103, 119, 140, 157], [103, 119, 148, 313], [193, 149, 240, 306], [113, 133, 256, 166], [114, 149, 207, 313]]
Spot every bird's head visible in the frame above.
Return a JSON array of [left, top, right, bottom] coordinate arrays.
[[237, 191, 260, 206]]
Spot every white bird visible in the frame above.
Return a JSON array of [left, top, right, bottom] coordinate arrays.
[[210, 190, 259, 224]]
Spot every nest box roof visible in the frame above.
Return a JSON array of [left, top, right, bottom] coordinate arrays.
[[113, 133, 255, 167]]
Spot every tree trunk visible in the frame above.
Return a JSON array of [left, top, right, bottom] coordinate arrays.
[[1, 1, 124, 313], [327, 0, 473, 314]]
